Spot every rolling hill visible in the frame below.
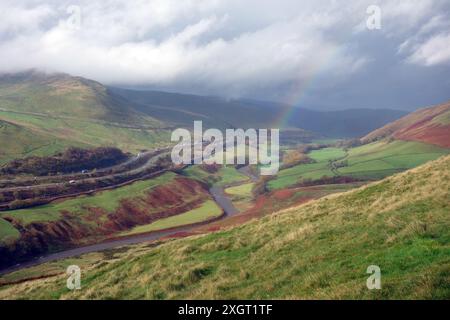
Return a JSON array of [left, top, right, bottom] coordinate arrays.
[[268, 101, 450, 190], [0, 71, 171, 163], [363, 100, 450, 148], [1, 154, 448, 299], [0, 71, 310, 163], [0, 70, 407, 163], [0, 70, 160, 127]]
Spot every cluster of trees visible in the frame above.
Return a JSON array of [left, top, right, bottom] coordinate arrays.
[[281, 150, 314, 170], [332, 159, 348, 169], [200, 164, 221, 174], [1, 147, 128, 176], [336, 138, 363, 149], [252, 176, 275, 196]]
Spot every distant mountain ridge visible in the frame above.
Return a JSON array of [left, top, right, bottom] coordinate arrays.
[[0, 70, 408, 137], [111, 87, 408, 137]]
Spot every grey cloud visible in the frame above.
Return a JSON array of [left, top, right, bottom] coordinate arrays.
[[0, 0, 449, 110]]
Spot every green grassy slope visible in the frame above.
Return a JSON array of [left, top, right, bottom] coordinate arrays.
[[0, 72, 171, 162], [0, 219, 20, 245], [339, 140, 449, 179], [182, 166, 249, 187], [308, 147, 346, 162], [122, 200, 223, 235], [0, 118, 84, 164], [362, 100, 450, 148], [2, 155, 448, 299], [269, 162, 336, 190], [0, 110, 170, 163], [269, 146, 349, 190], [0, 71, 160, 126]]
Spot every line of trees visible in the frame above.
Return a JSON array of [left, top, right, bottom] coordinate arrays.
[[1, 147, 128, 176]]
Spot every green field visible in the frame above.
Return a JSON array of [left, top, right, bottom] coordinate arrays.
[[0, 74, 174, 163], [339, 140, 449, 179], [269, 140, 449, 190], [308, 147, 346, 162], [122, 200, 222, 235], [0, 75, 160, 127], [0, 110, 170, 163], [268, 162, 336, 190], [225, 183, 255, 212], [182, 165, 249, 187], [3, 155, 448, 299], [0, 218, 20, 245], [225, 183, 254, 197], [214, 166, 249, 187], [182, 166, 217, 185], [1, 172, 177, 226]]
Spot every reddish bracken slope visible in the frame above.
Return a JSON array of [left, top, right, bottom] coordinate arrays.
[[362, 101, 450, 148]]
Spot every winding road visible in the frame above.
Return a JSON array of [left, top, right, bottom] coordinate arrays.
[[0, 166, 253, 276]]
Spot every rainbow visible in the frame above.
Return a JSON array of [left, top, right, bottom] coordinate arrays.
[[273, 46, 343, 129]]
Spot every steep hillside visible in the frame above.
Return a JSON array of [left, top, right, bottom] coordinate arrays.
[[0, 71, 171, 162], [0, 118, 81, 164], [0, 71, 160, 127], [0, 173, 217, 269], [2, 155, 448, 299], [363, 100, 450, 148], [269, 140, 449, 190]]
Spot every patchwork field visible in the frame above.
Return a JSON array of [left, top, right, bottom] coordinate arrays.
[[0, 219, 20, 245], [339, 140, 449, 179], [269, 140, 449, 190], [268, 147, 348, 190], [308, 147, 347, 162], [0, 110, 170, 164], [0, 72, 448, 300]]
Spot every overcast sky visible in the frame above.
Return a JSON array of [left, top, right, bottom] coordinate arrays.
[[1, 0, 449, 110]]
